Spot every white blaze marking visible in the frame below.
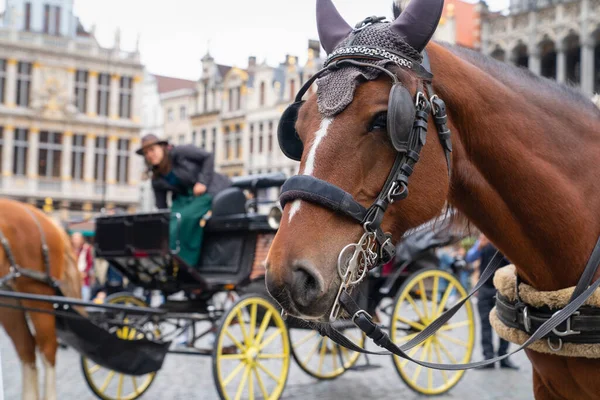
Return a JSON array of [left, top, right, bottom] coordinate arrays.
[[42, 355, 56, 400], [288, 117, 333, 223], [22, 362, 39, 400]]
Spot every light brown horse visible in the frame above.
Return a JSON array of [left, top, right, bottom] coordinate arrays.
[[266, 1, 600, 399], [0, 198, 82, 400]]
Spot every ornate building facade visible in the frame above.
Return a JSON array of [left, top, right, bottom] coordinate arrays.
[[190, 40, 324, 181], [481, 0, 600, 96], [0, 0, 144, 220]]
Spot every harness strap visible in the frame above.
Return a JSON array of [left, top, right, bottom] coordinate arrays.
[[570, 235, 600, 302], [0, 229, 19, 272], [319, 241, 600, 370], [495, 295, 600, 343], [0, 205, 60, 289], [280, 175, 369, 223], [19, 205, 58, 288]]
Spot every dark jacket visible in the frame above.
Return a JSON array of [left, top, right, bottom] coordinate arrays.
[[479, 243, 510, 290], [151, 145, 231, 209]]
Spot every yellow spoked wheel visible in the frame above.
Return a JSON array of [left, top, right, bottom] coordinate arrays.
[[390, 269, 475, 396], [213, 294, 290, 400], [81, 293, 158, 400], [290, 324, 365, 380]]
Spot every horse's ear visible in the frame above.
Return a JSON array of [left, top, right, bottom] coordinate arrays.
[[316, 0, 352, 54], [393, 2, 402, 19], [390, 0, 444, 52]]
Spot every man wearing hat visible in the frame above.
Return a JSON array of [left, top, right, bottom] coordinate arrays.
[[136, 134, 231, 267]]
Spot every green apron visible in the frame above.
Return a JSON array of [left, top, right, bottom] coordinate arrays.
[[170, 191, 212, 267]]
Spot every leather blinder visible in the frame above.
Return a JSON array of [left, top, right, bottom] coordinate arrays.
[[277, 101, 305, 161], [387, 83, 416, 153]]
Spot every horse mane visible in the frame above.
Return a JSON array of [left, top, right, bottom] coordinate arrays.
[[442, 43, 600, 119]]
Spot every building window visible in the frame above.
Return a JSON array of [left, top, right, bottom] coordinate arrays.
[[259, 122, 264, 153], [167, 108, 174, 121], [179, 105, 186, 120], [236, 87, 241, 110], [116, 139, 130, 184], [268, 133, 273, 152], [55, 6, 61, 35], [24, 2, 31, 31], [119, 76, 132, 118], [38, 131, 62, 178], [43, 4, 50, 33], [250, 136, 254, 154], [0, 60, 6, 104], [192, 130, 197, 145], [226, 138, 232, 160], [225, 126, 231, 159], [94, 137, 108, 181], [236, 137, 242, 159], [179, 134, 185, 144], [212, 128, 216, 154], [97, 73, 110, 116], [43, 4, 61, 35], [212, 88, 216, 110], [289, 79, 296, 100], [203, 81, 208, 112], [71, 134, 86, 181], [74, 70, 87, 113], [13, 129, 28, 176], [260, 82, 265, 106], [16, 62, 32, 107], [201, 129, 206, 148], [0, 127, 3, 174], [228, 88, 233, 111]]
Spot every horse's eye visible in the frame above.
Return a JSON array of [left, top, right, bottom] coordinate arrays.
[[368, 112, 387, 132]]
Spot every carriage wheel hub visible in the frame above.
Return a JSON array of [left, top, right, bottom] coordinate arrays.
[[245, 347, 259, 364]]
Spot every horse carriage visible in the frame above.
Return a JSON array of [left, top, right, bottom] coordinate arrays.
[[0, 172, 475, 400], [78, 171, 475, 399]]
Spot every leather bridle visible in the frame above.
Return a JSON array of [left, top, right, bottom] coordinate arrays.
[[279, 47, 451, 321]]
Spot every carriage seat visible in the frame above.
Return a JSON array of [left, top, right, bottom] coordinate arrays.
[[230, 172, 287, 192], [211, 187, 247, 217]]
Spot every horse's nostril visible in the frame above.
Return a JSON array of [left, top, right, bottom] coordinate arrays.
[[291, 263, 325, 308]]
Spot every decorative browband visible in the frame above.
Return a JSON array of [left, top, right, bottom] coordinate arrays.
[[323, 45, 417, 70]]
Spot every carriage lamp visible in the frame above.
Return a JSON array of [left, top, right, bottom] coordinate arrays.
[[43, 197, 54, 213], [268, 205, 282, 230]]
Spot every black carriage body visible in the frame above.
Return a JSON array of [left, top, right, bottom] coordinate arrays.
[[94, 176, 279, 297]]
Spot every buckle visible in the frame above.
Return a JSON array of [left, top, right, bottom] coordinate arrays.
[[552, 311, 581, 337], [522, 306, 531, 333], [353, 16, 386, 31], [352, 309, 372, 324]]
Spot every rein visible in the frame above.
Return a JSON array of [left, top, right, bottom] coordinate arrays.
[[310, 241, 600, 370]]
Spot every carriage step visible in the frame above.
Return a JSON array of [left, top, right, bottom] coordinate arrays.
[[168, 347, 212, 356], [347, 363, 382, 371]]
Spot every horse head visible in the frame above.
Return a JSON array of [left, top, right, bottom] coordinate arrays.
[[266, 0, 451, 320]]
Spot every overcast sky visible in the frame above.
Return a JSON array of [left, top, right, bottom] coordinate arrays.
[[7, 0, 509, 80]]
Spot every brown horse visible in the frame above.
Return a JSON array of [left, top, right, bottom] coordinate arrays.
[[266, 0, 600, 399], [0, 198, 82, 400]]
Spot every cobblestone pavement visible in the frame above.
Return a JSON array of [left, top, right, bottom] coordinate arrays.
[[1, 303, 534, 400]]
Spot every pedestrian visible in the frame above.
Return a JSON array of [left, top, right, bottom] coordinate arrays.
[[452, 244, 472, 292], [466, 234, 519, 370], [71, 232, 94, 302]]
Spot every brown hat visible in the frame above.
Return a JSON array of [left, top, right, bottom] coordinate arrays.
[[136, 134, 169, 155]]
